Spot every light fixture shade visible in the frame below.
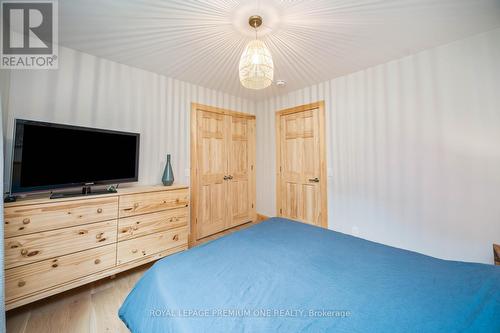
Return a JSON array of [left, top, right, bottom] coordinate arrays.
[[239, 40, 274, 90]]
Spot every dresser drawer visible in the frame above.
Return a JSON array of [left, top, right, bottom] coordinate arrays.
[[5, 244, 116, 302], [4, 197, 118, 238], [5, 220, 117, 269], [119, 189, 189, 217], [117, 226, 188, 265], [118, 208, 188, 241]]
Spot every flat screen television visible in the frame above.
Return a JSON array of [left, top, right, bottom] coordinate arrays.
[[10, 119, 140, 196]]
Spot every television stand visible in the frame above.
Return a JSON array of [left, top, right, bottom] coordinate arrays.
[[4, 185, 189, 310], [50, 185, 117, 199]]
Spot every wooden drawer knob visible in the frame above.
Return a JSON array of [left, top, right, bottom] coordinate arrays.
[[133, 203, 139, 209], [18, 281, 26, 287], [94, 259, 101, 265], [132, 249, 138, 254], [52, 263, 58, 268], [97, 208, 103, 214], [96, 232, 104, 239], [21, 249, 28, 256], [173, 234, 179, 241], [22, 218, 31, 225]]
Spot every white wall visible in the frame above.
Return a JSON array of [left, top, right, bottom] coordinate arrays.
[[0, 83, 6, 332], [2, 46, 255, 191], [256, 28, 500, 264]]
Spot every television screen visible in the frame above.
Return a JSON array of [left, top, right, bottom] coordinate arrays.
[[11, 119, 140, 194]]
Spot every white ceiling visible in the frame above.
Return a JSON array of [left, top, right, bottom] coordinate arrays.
[[60, 0, 500, 100]]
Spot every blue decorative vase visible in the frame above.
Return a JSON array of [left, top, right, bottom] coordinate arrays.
[[162, 154, 174, 186]]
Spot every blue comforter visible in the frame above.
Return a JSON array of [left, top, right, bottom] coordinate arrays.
[[119, 218, 500, 332]]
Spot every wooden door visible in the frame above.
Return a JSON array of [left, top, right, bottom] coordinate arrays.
[[195, 111, 227, 238], [191, 104, 256, 244], [227, 116, 256, 228], [276, 102, 327, 228]]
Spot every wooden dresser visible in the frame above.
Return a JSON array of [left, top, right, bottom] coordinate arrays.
[[4, 185, 189, 310]]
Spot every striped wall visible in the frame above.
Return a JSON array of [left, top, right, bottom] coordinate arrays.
[[256, 28, 500, 264], [2, 46, 255, 190]]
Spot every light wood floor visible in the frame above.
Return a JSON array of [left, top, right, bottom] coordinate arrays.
[[6, 263, 152, 333]]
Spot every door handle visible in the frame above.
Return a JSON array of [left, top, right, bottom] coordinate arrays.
[[227, 175, 233, 180], [308, 177, 320, 183], [223, 176, 229, 180]]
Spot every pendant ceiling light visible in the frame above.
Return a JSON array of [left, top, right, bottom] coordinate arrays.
[[239, 15, 274, 90]]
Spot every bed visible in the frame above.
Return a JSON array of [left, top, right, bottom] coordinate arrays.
[[119, 217, 500, 332]]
